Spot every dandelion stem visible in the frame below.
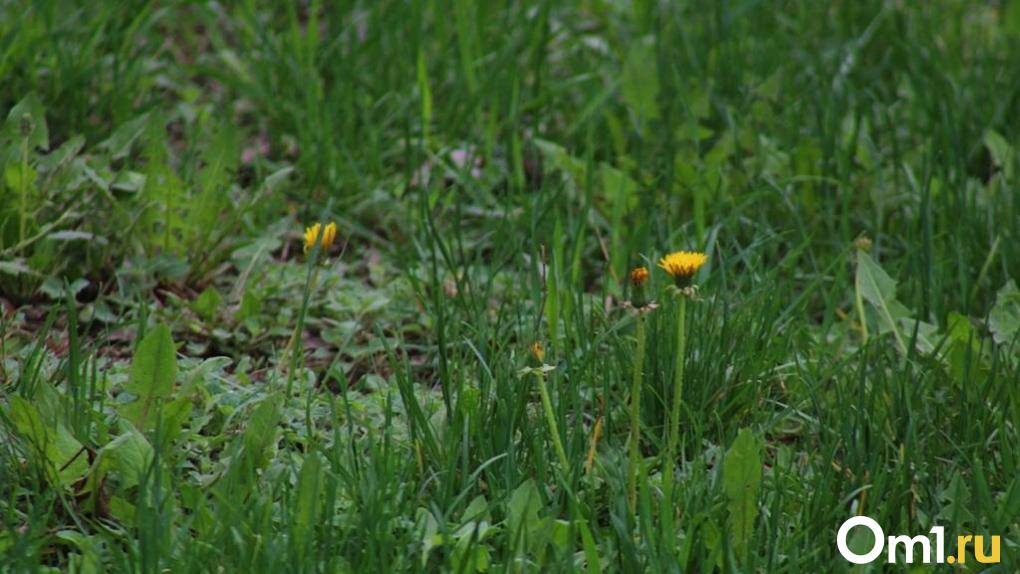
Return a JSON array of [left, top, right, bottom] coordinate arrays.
[[627, 313, 647, 514], [285, 242, 321, 397], [663, 296, 687, 526], [19, 138, 29, 249], [535, 373, 570, 474]]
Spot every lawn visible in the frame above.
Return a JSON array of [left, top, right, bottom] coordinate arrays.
[[1, 1, 1019, 572]]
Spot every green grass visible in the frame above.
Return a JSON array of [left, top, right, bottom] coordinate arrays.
[[2, 0, 1019, 572]]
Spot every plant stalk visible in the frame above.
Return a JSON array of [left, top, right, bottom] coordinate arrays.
[[662, 296, 687, 528], [536, 373, 570, 474], [627, 313, 647, 514]]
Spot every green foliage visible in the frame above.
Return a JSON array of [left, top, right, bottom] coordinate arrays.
[[1, 1, 1019, 572], [6, 395, 88, 487]]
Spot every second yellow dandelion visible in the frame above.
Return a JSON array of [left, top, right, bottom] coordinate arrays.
[[304, 222, 337, 254]]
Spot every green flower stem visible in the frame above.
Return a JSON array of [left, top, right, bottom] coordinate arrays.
[[662, 296, 687, 525], [19, 138, 29, 248], [627, 313, 647, 514], [535, 373, 570, 474], [285, 247, 321, 397]]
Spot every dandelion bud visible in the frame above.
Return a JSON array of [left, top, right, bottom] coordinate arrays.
[[630, 266, 649, 307], [853, 235, 872, 252], [529, 341, 545, 364], [630, 266, 649, 286]]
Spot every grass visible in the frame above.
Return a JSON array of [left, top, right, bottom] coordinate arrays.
[[1, 0, 1019, 572]]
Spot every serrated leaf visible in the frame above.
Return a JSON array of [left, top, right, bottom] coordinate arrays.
[[99, 113, 151, 160], [723, 428, 762, 559], [855, 251, 909, 353]]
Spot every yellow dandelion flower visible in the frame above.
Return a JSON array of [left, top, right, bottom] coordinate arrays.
[[303, 223, 321, 253], [322, 222, 337, 248], [303, 221, 338, 254], [658, 251, 707, 287], [629, 266, 649, 286]]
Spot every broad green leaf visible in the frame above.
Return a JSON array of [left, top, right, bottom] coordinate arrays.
[[576, 517, 603, 574], [99, 428, 154, 490], [461, 495, 490, 524], [291, 451, 323, 563], [7, 396, 88, 487], [989, 280, 1020, 347], [157, 396, 193, 450], [122, 323, 177, 430], [723, 428, 762, 558], [507, 478, 543, 555], [855, 251, 910, 353], [621, 37, 659, 121], [55, 530, 103, 574], [418, 509, 443, 568], [4, 162, 37, 200]]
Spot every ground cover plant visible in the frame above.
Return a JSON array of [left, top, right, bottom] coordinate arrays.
[[1, 0, 1019, 572]]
